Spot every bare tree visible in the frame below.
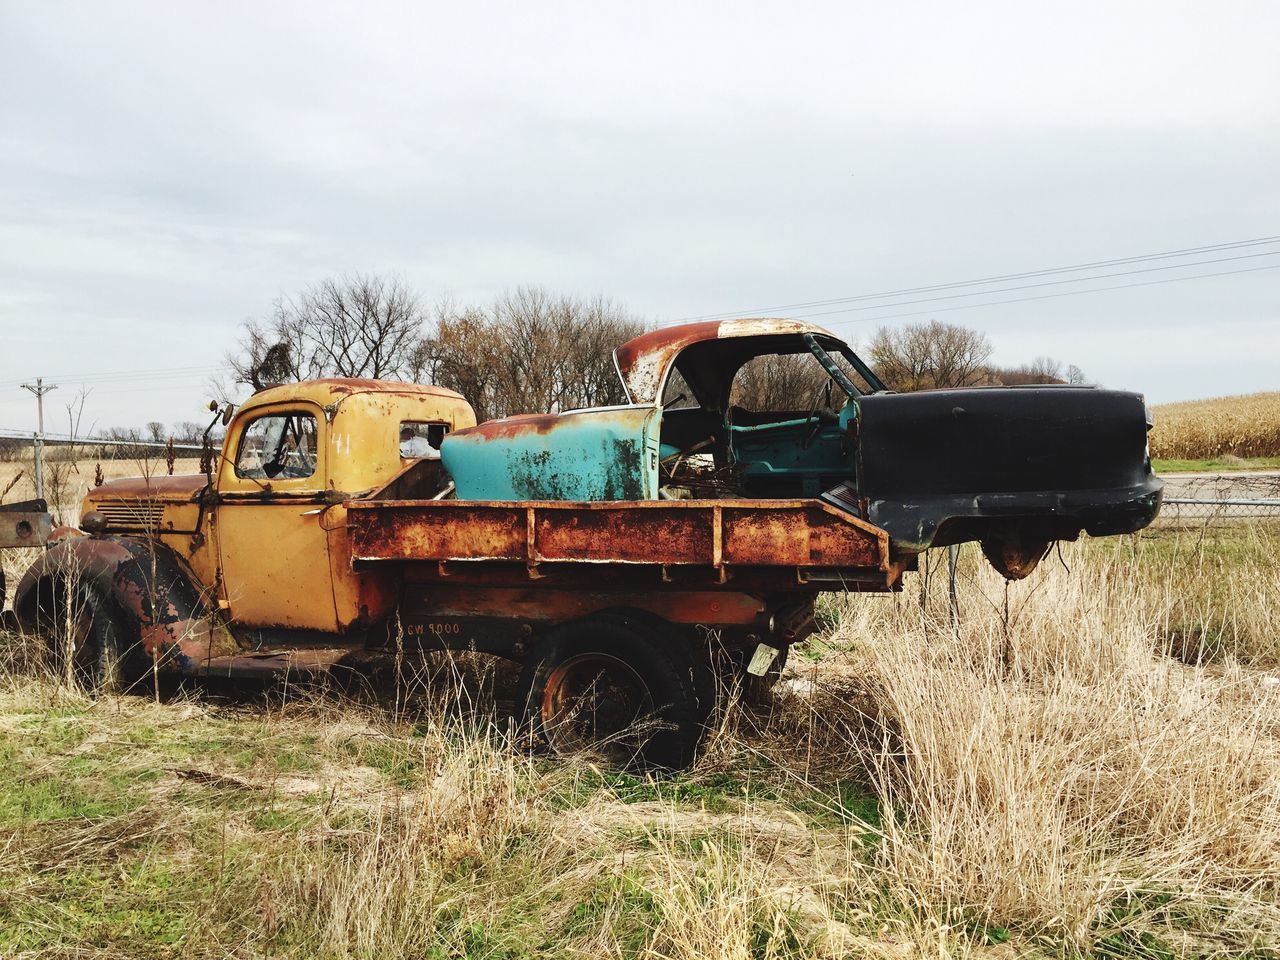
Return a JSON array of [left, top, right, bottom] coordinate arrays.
[[44, 390, 90, 524], [988, 355, 1076, 386], [729, 354, 832, 411], [868, 320, 993, 391], [422, 288, 645, 421], [174, 421, 207, 444], [223, 279, 646, 419], [1030, 356, 1063, 381], [227, 274, 429, 390]]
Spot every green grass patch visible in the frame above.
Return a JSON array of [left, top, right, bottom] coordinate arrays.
[[0, 774, 139, 826], [1154, 456, 1280, 473], [565, 870, 664, 956], [340, 735, 421, 787], [548, 767, 762, 813], [790, 779, 882, 832], [252, 807, 308, 832]]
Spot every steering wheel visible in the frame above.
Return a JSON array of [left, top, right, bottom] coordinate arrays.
[[800, 380, 836, 450]]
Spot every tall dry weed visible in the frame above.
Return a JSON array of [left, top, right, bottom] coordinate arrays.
[[807, 535, 1280, 950], [2, 524, 1278, 957], [279, 707, 579, 959]]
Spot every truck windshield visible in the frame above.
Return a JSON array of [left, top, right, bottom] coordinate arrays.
[[236, 412, 318, 480]]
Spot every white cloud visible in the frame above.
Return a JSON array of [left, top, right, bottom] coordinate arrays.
[[0, 0, 1276, 426]]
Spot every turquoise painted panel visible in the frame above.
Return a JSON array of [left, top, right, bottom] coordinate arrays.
[[442, 406, 662, 501]]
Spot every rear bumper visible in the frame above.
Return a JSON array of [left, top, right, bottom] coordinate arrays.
[[867, 476, 1164, 553]]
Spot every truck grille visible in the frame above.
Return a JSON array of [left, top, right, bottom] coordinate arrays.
[[96, 500, 165, 530]]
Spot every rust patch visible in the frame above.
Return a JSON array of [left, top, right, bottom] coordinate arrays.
[[13, 535, 234, 672], [613, 318, 842, 404], [404, 584, 766, 626], [347, 498, 890, 574], [88, 473, 206, 501], [533, 507, 715, 564], [613, 321, 723, 403], [721, 504, 883, 569], [449, 413, 567, 441], [982, 535, 1052, 581]]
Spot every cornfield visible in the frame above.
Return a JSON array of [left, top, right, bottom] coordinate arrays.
[[1149, 391, 1280, 460]]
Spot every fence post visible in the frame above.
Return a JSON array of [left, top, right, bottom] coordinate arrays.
[[32, 431, 44, 501], [948, 542, 959, 630]]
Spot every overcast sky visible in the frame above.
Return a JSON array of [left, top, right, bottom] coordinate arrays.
[[1, 1, 1277, 432]]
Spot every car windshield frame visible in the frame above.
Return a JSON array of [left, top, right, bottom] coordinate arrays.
[[804, 334, 888, 396]]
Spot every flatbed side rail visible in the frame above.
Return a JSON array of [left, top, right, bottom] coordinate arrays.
[[345, 498, 891, 576]]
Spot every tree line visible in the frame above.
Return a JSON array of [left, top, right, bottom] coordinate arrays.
[[225, 278, 643, 423], [221, 274, 1086, 422]]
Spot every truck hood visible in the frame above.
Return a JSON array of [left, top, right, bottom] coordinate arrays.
[[88, 473, 207, 502]]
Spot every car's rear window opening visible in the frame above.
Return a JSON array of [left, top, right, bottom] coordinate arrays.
[[399, 421, 448, 459]]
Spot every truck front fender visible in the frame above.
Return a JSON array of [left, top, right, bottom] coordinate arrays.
[[13, 535, 237, 671]]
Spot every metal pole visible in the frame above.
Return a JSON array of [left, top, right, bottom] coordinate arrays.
[[947, 542, 959, 631], [20, 377, 57, 503]]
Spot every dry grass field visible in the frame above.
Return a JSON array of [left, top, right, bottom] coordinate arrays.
[[0, 455, 203, 528], [1150, 391, 1280, 465], [1, 519, 1278, 958]]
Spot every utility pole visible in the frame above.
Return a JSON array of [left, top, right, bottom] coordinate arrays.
[[20, 378, 57, 502]]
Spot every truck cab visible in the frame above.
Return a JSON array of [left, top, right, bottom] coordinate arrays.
[[14, 380, 475, 657], [204, 379, 475, 634]]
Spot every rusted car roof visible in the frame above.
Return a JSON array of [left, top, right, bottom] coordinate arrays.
[[239, 378, 466, 415], [613, 318, 840, 405]]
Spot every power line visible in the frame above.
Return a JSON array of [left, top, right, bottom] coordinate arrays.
[[807, 262, 1280, 328], [0, 364, 221, 389], [730, 249, 1280, 321], [667, 234, 1280, 324]]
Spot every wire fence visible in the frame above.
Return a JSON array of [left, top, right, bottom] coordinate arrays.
[[1156, 474, 1280, 522], [1158, 498, 1280, 521]]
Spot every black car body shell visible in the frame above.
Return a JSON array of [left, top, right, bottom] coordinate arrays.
[[855, 385, 1162, 552]]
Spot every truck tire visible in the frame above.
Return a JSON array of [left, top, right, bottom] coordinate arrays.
[[46, 583, 148, 695], [516, 613, 708, 770]]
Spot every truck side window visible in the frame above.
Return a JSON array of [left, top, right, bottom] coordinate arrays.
[[399, 421, 447, 459], [236, 413, 318, 480]]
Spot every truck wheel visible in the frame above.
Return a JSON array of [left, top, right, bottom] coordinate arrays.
[[46, 583, 146, 695], [517, 614, 707, 770]]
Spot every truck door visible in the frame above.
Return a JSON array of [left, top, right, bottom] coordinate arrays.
[[215, 403, 339, 632]]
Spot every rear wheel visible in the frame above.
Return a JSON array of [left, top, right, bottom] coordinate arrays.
[[517, 613, 709, 770]]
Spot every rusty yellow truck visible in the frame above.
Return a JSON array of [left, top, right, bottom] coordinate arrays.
[[5, 319, 1161, 767]]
